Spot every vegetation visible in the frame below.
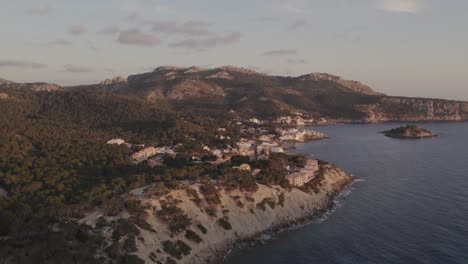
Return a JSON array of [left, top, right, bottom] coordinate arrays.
[[196, 224, 208, 234], [162, 240, 192, 260], [217, 217, 232, 230], [185, 229, 203, 243], [256, 197, 276, 211], [157, 205, 192, 234]]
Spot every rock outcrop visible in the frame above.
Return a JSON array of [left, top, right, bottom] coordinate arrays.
[[356, 97, 468, 122], [168, 79, 226, 99], [0, 93, 9, 100]]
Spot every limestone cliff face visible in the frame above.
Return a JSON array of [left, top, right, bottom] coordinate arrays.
[[357, 97, 468, 122], [117, 164, 353, 264]]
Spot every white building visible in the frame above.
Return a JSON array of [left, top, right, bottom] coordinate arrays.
[[286, 160, 319, 187], [107, 138, 125, 145]]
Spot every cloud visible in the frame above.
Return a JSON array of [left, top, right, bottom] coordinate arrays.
[[258, 16, 281, 22], [288, 19, 307, 30], [26, 6, 53, 16], [117, 29, 161, 46], [150, 20, 211, 36], [88, 42, 98, 51], [68, 25, 86, 35], [98, 25, 121, 35], [169, 32, 241, 49], [121, 1, 171, 19], [40, 39, 72, 48], [0, 60, 47, 69], [270, 0, 306, 14], [64, 65, 94, 73], [376, 0, 423, 14], [287, 58, 307, 64], [261, 49, 297, 56]]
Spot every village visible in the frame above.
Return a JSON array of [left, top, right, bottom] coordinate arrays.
[[107, 115, 329, 187]]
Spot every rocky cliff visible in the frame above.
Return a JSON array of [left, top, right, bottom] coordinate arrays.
[[356, 97, 468, 122], [81, 163, 353, 264]]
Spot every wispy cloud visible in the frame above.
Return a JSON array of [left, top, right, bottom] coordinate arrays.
[[68, 25, 86, 35], [0, 60, 47, 69], [64, 65, 94, 73], [287, 58, 307, 64], [98, 25, 121, 35], [169, 32, 241, 49], [262, 49, 297, 56], [117, 29, 161, 46], [376, 0, 423, 14], [258, 16, 281, 22], [150, 20, 211, 36], [288, 19, 307, 30], [40, 39, 72, 48], [25, 6, 54, 16], [121, 1, 171, 19], [270, 0, 306, 14]]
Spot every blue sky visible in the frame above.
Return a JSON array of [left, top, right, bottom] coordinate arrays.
[[0, 0, 467, 100]]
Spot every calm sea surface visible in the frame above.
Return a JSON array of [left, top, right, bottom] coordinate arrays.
[[224, 123, 468, 264]]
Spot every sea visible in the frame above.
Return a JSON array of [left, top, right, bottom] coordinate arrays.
[[223, 122, 468, 264]]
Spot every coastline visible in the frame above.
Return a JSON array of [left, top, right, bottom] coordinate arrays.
[[184, 165, 355, 264], [216, 179, 356, 264], [112, 161, 357, 264]]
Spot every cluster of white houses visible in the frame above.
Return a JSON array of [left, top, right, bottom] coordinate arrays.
[[278, 128, 328, 142], [106, 117, 327, 187], [249, 115, 328, 126]]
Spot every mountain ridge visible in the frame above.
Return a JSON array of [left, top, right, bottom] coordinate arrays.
[[2, 66, 467, 122]]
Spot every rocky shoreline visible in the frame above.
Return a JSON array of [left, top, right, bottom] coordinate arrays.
[[183, 164, 355, 264], [214, 183, 355, 264]]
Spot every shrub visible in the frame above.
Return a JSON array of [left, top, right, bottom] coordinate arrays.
[[199, 183, 221, 205], [256, 197, 276, 211], [166, 257, 177, 264], [217, 217, 232, 230], [277, 193, 285, 207], [162, 240, 192, 260], [125, 199, 148, 217], [120, 254, 145, 264], [157, 205, 192, 233], [185, 229, 202, 243], [205, 206, 217, 217], [123, 236, 137, 253], [196, 224, 208, 234], [186, 187, 202, 206], [148, 252, 157, 262]]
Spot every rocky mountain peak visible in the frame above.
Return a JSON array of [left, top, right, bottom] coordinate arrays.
[[153, 66, 184, 72], [217, 66, 262, 75], [299, 72, 384, 96], [100, 76, 128, 86], [0, 78, 14, 85], [20, 82, 62, 92]]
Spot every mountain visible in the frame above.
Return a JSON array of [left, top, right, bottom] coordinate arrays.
[[3, 66, 467, 122], [87, 66, 468, 122], [0, 80, 62, 92]]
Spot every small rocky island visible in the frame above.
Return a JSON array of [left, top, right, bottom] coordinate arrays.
[[382, 125, 437, 139]]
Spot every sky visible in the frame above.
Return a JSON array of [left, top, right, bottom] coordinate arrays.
[[0, 0, 467, 100]]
